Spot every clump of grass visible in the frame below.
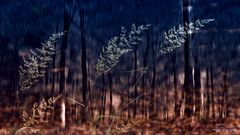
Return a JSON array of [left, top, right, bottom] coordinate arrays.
[[96, 24, 150, 75], [89, 114, 147, 135], [19, 32, 64, 91], [160, 19, 214, 53], [15, 95, 61, 134], [109, 118, 147, 135], [21, 94, 61, 127], [14, 127, 40, 135], [16, 32, 64, 134]]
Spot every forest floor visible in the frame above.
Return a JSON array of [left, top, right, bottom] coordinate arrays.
[[1, 108, 240, 135], [0, 118, 240, 134], [0, 91, 240, 135]]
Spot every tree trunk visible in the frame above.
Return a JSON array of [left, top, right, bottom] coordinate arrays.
[[51, 16, 59, 96], [183, 0, 193, 117], [59, 6, 71, 129], [194, 55, 201, 117], [45, 67, 49, 89], [206, 68, 210, 118], [59, 10, 70, 94], [210, 67, 215, 119], [133, 45, 138, 118], [142, 30, 150, 118], [80, 8, 88, 122], [222, 69, 229, 118], [150, 36, 156, 118], [101, 73, 106, 120], [108, 73, 113, 121], [172, 50, 180, 117]]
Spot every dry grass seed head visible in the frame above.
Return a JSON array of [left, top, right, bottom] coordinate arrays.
[[110, 118, 147, 134], [21, 94, 61, 127]]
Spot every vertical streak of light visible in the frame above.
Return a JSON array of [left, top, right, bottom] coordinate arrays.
[[61, 100, 66, 128], [200, 71, 206, 117], [180, 93, 185, 118], [192, 68, 196, 114]]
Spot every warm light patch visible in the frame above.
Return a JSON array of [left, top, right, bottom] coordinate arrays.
[[61, 101, 66, 128], [178, 72, 184, 85]]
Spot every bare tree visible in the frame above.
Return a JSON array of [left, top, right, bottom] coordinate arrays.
[[182, 0, 194, 117], [51, 16, 59, 96], [59, 0, 75, 128], [79, 8, 88, 122], [142, 29, 150, 117]]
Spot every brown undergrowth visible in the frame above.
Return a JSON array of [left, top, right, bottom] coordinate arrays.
[[15, 94, 62, 135]]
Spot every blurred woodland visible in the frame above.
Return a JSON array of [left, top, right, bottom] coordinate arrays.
[[0, 0, 240, 134]]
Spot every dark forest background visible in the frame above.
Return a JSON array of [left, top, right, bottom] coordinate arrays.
[[0, 0, 240, 134]]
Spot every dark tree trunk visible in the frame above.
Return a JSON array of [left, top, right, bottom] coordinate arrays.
[[128, 88, 131, 118], [108, 73, 113, 120], [45, 68, 49, 87], [67, 67, 73, 84], [183, 0, 193, 117], [13, 47, 20, 106], [51, 48, 56, 95], [101, 73, 106, 120], [133, 45, 138, 118], [142, 30, 150, 117], [133, 0, 141, 118], [194, 55, 201, 116], [222, 69, 229, 118], [88, 81, 93, 118], [80, 9, 88, 122], [206, 68, 210, 118], [51, 16, 58, 96], [150, 36, 156, 118], [172, 50, 180, 117], [59, 6, 72, 130], [205, 37, 211, 118], [59, 9, 71, 94]]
